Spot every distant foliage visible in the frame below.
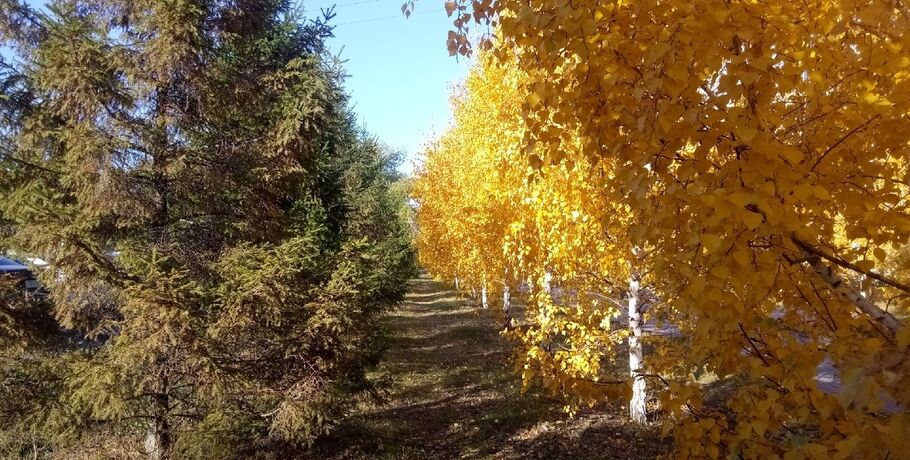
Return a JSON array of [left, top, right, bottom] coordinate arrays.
[[0, 0, 415, 458], [414, 52, 635, 413]]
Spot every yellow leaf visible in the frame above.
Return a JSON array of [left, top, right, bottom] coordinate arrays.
[[809, 71, 824, 84], [700, 233, 724, 252], [862, 91, 891, 106], [728, 192, 752, 207], [780, 145, 803, 165], [873, 247, 887, 261], [897, 326, 910, 350], [734, 125, 758, 143], [733, 249, 751, 267], [855, 259, 875, 271], [864, 337, 882, 353], [752, 419, 769, 436], [743, 211, 763, 229], [667, 63, 688, 82], [707, 445, 720, 459], [709, 428, 721, 443], [812, 186, 831, 200], [793, 183, 814, 200]]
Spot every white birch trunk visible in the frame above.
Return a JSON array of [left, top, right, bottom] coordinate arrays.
[[481, 281, 488, 309], [454, 275, 459, 291], [792, 236, 901, 335], [502, 283, 512, 329], [543, 270, 553, 296], [628, 271, 647, 424], [803, 252, 900, 335]]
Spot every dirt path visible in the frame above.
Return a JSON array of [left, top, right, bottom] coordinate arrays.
[[311, 275, 666, 459]]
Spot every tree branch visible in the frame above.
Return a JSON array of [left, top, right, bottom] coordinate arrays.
[[809, 115, 880, 172], [791, 235, 901, 336], [738, 322, 771, 366], [791, 235, 910, 293], [0, 148, 60, 176]]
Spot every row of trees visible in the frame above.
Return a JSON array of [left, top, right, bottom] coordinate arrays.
[[416, 0, 910, 457], [0, 1, 416, 458]]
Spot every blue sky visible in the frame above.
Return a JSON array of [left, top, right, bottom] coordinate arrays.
[[20, 0, 469, 175], [315, 0, 469, 174]]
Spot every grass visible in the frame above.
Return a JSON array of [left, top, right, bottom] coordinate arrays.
[[310, 275, 668, 459]]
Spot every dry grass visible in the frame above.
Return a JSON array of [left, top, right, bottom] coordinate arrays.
[[310, 275, 669, 459]]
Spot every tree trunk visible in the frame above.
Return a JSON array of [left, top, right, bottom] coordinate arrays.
[[800, 249, 900, 336], [481, 280, 488, 309], [502, 283, 512, 329], [628, 270, 647, 424], [454, 275, 459, 291], [543, 270, 552, 296], [144, 373, 171, 460], [144, 417, 170, 460]]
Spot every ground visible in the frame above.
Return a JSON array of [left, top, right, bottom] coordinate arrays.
[[311, 275, 668, 459]]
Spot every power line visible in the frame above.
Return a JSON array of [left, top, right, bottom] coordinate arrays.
[[334, 0, 390, 8], [310, 0, 387, 9], [333, 8, 445, 27]]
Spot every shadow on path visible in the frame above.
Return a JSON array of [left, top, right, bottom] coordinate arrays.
[[311, 275, 667, 459]]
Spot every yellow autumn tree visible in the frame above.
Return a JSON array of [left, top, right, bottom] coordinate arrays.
[[432, 0, 910, 457], [414, 52, 662, 422], [506, 154, 645, 413], [413, 52, 526, 324]]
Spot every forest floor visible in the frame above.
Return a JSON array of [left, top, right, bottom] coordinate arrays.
[[310, 274, 669, 459]]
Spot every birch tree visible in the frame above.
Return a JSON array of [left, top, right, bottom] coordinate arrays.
[[438, 0, 910, 456], [415, 52, 653, 415]]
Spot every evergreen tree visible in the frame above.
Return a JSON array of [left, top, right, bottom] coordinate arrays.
[[0, 1, 416, 457]]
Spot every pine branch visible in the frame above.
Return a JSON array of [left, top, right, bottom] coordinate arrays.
[[0, 147, 60, 175]]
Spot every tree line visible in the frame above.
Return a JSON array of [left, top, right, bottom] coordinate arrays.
[[415, 0, 910, 458]]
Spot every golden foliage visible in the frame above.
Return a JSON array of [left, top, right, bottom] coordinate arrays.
[[419, 0, 910, 457]]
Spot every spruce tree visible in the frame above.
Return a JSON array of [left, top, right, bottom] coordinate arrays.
[[0, 1, 415, 457]]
